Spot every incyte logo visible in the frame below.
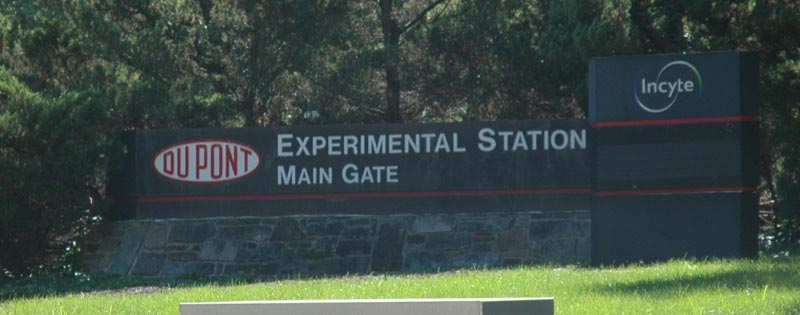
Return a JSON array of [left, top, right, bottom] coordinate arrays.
[[634, 60, 702, 113]]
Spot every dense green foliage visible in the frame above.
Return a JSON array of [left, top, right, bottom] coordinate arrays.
[[1, 258, 800, 314], [0, 0, 798, 277]]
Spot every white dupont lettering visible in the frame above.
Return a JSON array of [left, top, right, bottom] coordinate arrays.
[[153, 140, 260, 183]]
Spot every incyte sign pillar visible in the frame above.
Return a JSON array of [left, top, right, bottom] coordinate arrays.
[[589, 51, 759, 264]]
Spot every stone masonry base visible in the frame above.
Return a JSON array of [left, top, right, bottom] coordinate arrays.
[[82, 211, 590, 277]]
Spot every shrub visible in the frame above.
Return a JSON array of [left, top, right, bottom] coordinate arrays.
[[0, 69, 118, 278]]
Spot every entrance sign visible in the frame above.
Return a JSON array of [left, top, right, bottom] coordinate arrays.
[[110, 120, 591, 219], [109, 51, 759, 264]]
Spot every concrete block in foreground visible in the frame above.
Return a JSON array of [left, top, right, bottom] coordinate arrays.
[[180, 298, 554, 315]]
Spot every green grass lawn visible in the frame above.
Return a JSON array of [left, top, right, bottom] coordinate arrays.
[[1, 257, 799, 314]]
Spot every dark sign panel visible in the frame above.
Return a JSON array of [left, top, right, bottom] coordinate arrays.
[[589, 51, 758, 123], [594, 122, 759, 191], [592, 193, 758, 262], [589, 51, 759, 265], [111, 120, 591, 219]]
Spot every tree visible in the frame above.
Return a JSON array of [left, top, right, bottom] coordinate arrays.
[[0, 0, 121, 276], [89, 0, 350, 127], [408, 0, 635, 120], [375, 0, 449, 122]]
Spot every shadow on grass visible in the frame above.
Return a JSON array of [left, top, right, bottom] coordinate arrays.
[[590, 258, 800, 297], [0, 264, 486, 302], [0, 273, 251, 301]]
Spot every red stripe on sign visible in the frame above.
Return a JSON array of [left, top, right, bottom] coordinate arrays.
[[124, 188, 592, 203], [592, 116, 758, 128], [594, 186, 757, 197]]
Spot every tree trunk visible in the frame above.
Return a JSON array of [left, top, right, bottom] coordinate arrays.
[[380, 0, 402, 123], [244, 6, 262, 127]]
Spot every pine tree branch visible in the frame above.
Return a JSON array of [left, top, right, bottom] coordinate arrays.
[[401, 0, 448, 34]]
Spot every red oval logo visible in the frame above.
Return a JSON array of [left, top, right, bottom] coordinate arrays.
[[153, 140, 260, 183]]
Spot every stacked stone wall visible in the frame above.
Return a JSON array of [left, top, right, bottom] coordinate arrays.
[[83, 211, 589, 277]]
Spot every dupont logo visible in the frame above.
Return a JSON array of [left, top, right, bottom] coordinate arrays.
[[153, 140, 260, 183], [634, 60, 702, 113]]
